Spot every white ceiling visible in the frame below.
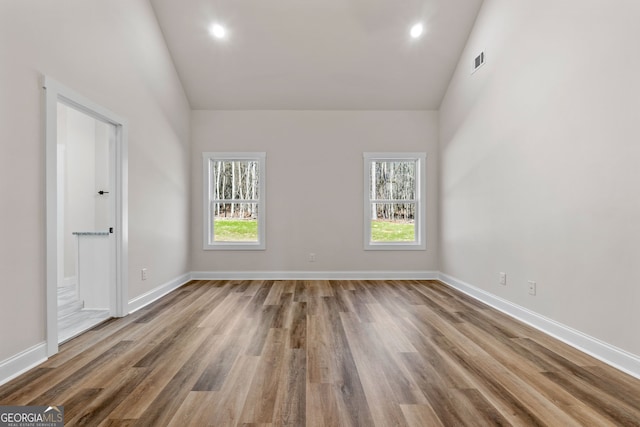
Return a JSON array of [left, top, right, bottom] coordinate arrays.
[[150, 0, 483, 110]]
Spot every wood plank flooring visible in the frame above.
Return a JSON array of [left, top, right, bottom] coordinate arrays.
[[1, 279, 639, 426]]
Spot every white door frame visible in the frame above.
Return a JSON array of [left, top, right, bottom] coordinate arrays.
[[44, 76, 128, 357]]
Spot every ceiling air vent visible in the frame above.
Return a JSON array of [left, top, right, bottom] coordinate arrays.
[[472, 51, 485, 73]]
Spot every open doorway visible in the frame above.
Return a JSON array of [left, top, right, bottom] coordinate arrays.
[[56, 103, 112, 342], [44, 77, 128, 356]]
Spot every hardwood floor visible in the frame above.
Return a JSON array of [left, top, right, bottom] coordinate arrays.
[[1, 279, 639, 426]]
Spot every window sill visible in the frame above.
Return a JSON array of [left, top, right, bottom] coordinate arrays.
[[204, 242, 265, 251], [365, 242, 426, 251]]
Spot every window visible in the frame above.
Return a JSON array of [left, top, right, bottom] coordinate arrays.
[[203, 152, 266, 250], [363, 152, 426, 250]]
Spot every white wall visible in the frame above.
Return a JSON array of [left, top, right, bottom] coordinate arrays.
[[0, 0, 191, 362], [439, 0, 640, 357], [191, 111, 438, 274]]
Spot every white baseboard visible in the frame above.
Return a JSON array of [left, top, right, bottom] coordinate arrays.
[[190, 270, 439, 281], [128, 273, 191, 313], [0, 342, 47, 387], [0, 273, 191, 386], [7, 270, 636, 388], [438, 272, 640, 380]]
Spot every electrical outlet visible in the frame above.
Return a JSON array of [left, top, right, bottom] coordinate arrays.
[[141, 268, 148, 281], [528, 280, 536, 295], [308, 253, 316, 262], [499, 272, 507, 286]]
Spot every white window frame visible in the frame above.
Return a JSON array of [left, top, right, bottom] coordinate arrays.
[[203, 152, 266, 250], [363, 152, 426, 251]]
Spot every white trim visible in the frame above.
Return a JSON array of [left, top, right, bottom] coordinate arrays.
[[128, 273, 192, 313], [202, 152, 266, 251], [0, 343, 47, 387], [43, 76, 128, 357], [44, 76, 58, 357], [438, 272, 640, 380], [7, 271, 638, 386], [0, 271, 188, 385], [363, 152, 427, 251], [115, 121, 129, 317], [190, 271, 439, 280]]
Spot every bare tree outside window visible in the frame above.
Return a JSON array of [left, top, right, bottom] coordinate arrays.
[[203, 152, 266, 250], [364, 153, 426, 250], [212, 160, 260, 241], [369, 160, 417, 242]]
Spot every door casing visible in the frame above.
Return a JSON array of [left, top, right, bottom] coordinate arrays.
[[44, 76, 128, 356]]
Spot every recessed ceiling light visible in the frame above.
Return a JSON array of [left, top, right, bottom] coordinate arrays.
[[410, 23, 424, 39], [209, 23, 227, 39]]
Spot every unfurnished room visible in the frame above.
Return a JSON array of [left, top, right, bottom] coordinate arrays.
[[1, 0, 640, 426]]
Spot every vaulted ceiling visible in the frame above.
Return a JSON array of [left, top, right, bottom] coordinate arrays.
[[150, 0, 483, 110]]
